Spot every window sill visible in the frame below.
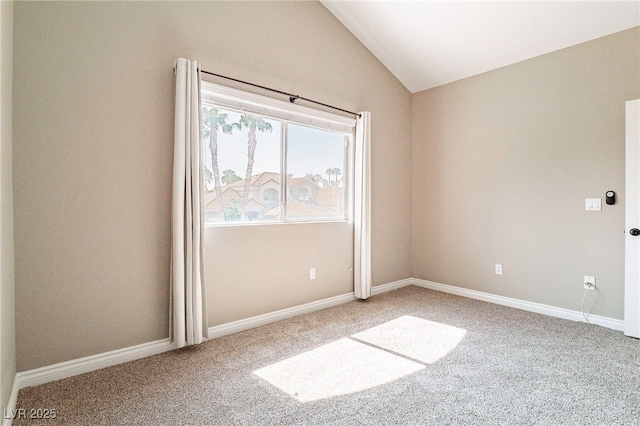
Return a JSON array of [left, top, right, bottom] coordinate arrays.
[[205, 219, 351, 229]]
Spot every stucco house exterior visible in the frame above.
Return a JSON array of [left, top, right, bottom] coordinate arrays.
[[204, 172, 343, 222]]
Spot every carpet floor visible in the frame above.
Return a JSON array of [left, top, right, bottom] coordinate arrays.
[[14, 286, 640, 425]]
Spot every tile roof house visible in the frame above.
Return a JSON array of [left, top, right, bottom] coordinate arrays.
[[204, 172, 343, 222]]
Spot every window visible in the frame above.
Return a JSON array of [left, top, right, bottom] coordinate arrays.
[[202, 82, 355, 225], [263, 188, 278, 203]]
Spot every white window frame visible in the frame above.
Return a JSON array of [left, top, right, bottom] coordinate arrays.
[[201, 81, 356, 226]]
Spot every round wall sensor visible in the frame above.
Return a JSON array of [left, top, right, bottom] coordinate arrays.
[[606, 191, 615, 205]]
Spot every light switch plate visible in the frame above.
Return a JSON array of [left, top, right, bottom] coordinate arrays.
[[585, 198, 601, 211]]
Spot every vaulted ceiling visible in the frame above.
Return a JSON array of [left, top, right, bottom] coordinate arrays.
[[321, 1, 640, 93]]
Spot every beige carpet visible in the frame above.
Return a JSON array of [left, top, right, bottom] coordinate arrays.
[[14, 286, 640, 425]]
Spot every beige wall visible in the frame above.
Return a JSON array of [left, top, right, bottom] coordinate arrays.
[[13, 1, 412, 370], [206, 222, 353, 325], [412, 27, 640, 320], [1, 0, 16, 411]]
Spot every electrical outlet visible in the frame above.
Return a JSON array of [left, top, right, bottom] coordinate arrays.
[[584, 275, 596, 290], [310, 268, 316, 280], [495, 264, 502, 275]]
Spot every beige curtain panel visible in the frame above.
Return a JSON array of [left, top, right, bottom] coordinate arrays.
[[354, 111, 371, 299], [171, 58, 209, 348]]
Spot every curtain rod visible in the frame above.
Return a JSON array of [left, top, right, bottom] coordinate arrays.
[[200, 70, 361, 118]]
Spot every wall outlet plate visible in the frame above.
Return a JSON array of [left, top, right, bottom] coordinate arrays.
[[584, 275, 596, 290], [495, 264, 502, 275]]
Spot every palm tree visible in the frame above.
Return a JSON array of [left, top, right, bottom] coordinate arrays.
[[325, 168, 334, 186], [221, 169, 240, 185], [234, 114, 272, 219], [202, 107, 233, 215], [333, 168, 343, 187]]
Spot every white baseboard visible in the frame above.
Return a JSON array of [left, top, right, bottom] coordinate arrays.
[[6, 338, 175, 424], [411, 278, 625, 331], [208, 278, 413, 340], [15, 338, 176, 391], [208, 292, 357, 339], [371, 278, 414, 295]]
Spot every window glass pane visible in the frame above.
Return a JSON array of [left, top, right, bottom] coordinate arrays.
[[286, 124, 346, 220], [202, 83, 355, 226], [203, 106, 281, 223]]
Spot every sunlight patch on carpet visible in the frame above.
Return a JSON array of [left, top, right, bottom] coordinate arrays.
[[253, 338, 424, 402], [253, 316, 467, 402], [352, 315, 467, 364]]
